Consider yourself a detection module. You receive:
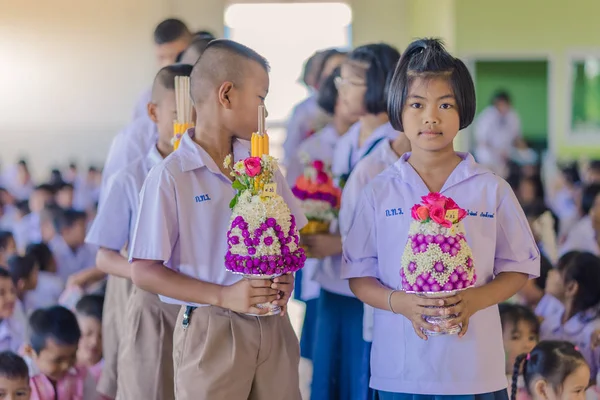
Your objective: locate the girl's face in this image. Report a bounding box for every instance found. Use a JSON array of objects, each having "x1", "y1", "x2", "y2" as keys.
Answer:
[
  {"x1": 76, "y1": 315, "x2": 102, "y2": 367},
  {"x1": 518, "y1": 180, "x2": 537, "y2": 205},
  {"x1": 338, "y1": 61, "x2": 368, "y2": 118},
  {"x1": 532, "y1": 364, "x2": 590, "y2": 400},
  {"x1": 0, "y1": 278, "x2": 16, "y2": 319},
  {"x1": 502, "y1": 320, "x2": 538, "y2": 374},
  {"x1": 545, "y1": 269, "x2": 567, "y2": 301},
  {"x1": 401, "y1": 77, "x2": 460, "y2": 153}
]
